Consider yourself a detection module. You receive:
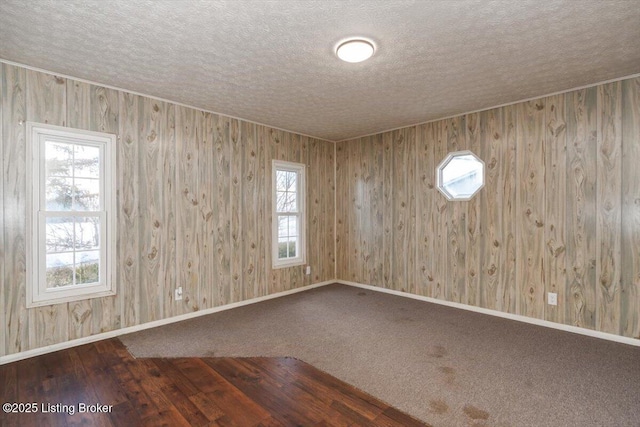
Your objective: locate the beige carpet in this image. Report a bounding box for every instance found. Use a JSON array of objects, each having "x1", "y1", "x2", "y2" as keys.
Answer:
[{"x1": 120, "y1": 284, "x2": 640, "y2": 427}]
